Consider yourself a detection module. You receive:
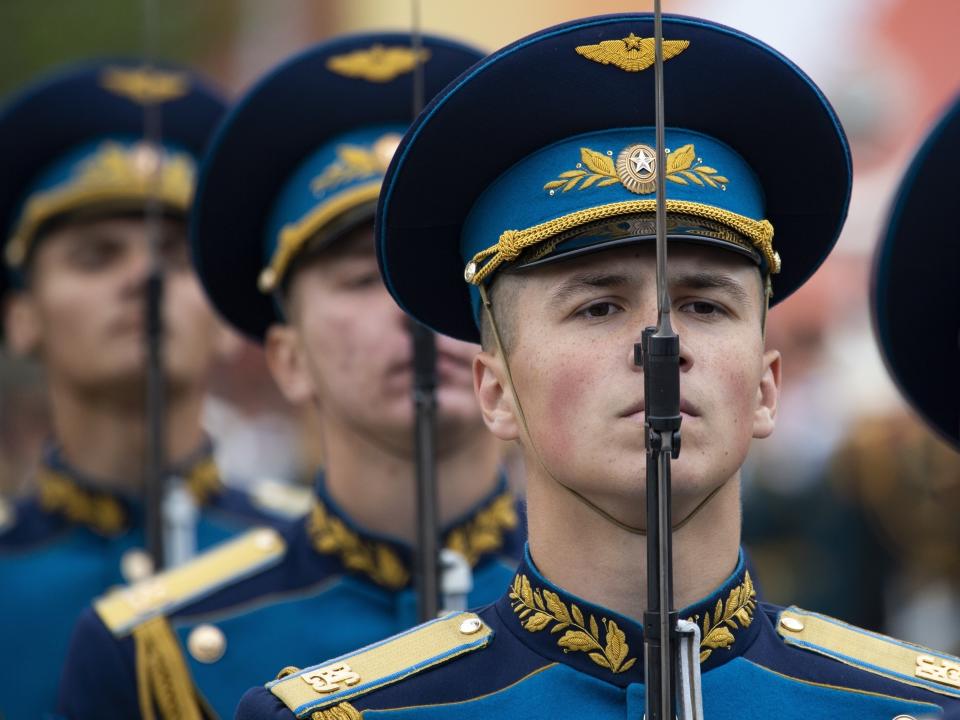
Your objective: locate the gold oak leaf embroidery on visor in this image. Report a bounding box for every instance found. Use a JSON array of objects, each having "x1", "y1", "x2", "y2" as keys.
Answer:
[
  {"x1": 544, "y1": 144, "x2": 729, "y2": 195},
  {"x1": 510, "y1": 574, "x2": 637, "y2": 674},
  {"x1": 310, "y1": 134, "x2": 402, "y2": 195},
  {"x1": 575, "y1": 33, "x2": 690, "y2": 72},
  {"x1": 687, "y1": 570, "x2": 757, "y2": 662}
]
